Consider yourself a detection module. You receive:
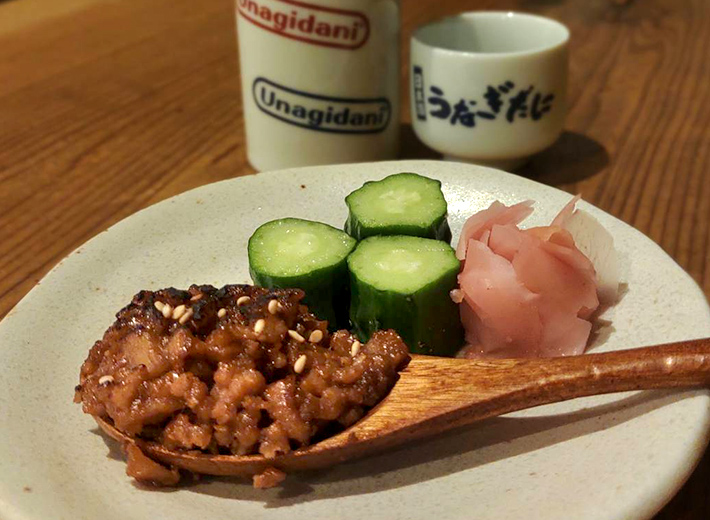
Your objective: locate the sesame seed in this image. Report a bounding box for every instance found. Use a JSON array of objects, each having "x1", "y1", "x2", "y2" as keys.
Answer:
[
  {"x1": 172, "y1": 304, "x2": 186, "y2": 320},
  {"x1": 217, "y1": 308, "x2": 227, "y2": 318},
  {"x1": 161, "y1": 304, "x2": 173, "y2": 319},
  {"x1": 294, "y1": 354, "x2": 307, "y2": 374},
  {"x1": 254, "y1": 319, "x2": 266, "y2": 334},
  {"x1": 288, "y1": 330, "x2": 305, "y2": 343},
  {"x1": 308, "y1": 330, "x2": 323, "y2": 343},
  {"x1": 154, "y1": 301, "x2": 165, "y2": 312},
  {"x1": 98, "y1": 375, "x2": 114, "y2": 386},
  {"x1": 268, "y1": 299, "x2": 280, "y2": 315},
  {"x1": 450, "y1": 288, "x2": 464, "y2": 303},
  {"x1": 351, "y1": 340, "x2": 361, "y2": 357},
  {"x1": 237, "y1": 296, "x2": 251, "y2": 306},
  {"x1": 178, "y1": 308, "x2": 193, "y2": 325},
  {"x1": 190, "y1": 293, "x2": 203, "y2": 301}
]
